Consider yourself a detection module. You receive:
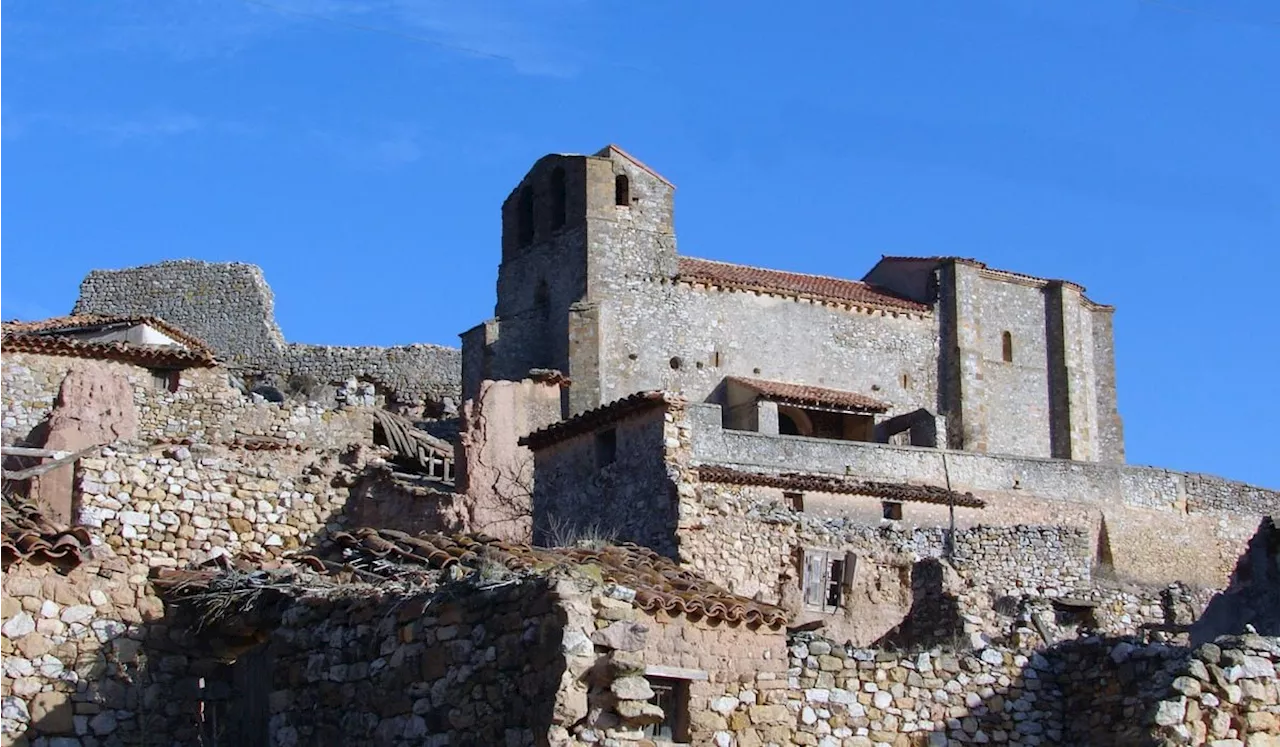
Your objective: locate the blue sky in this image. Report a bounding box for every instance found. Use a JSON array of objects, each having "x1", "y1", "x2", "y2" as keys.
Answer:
[{"x1": 3, "y1": 0, "x2": 1277, "y2": 487}]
